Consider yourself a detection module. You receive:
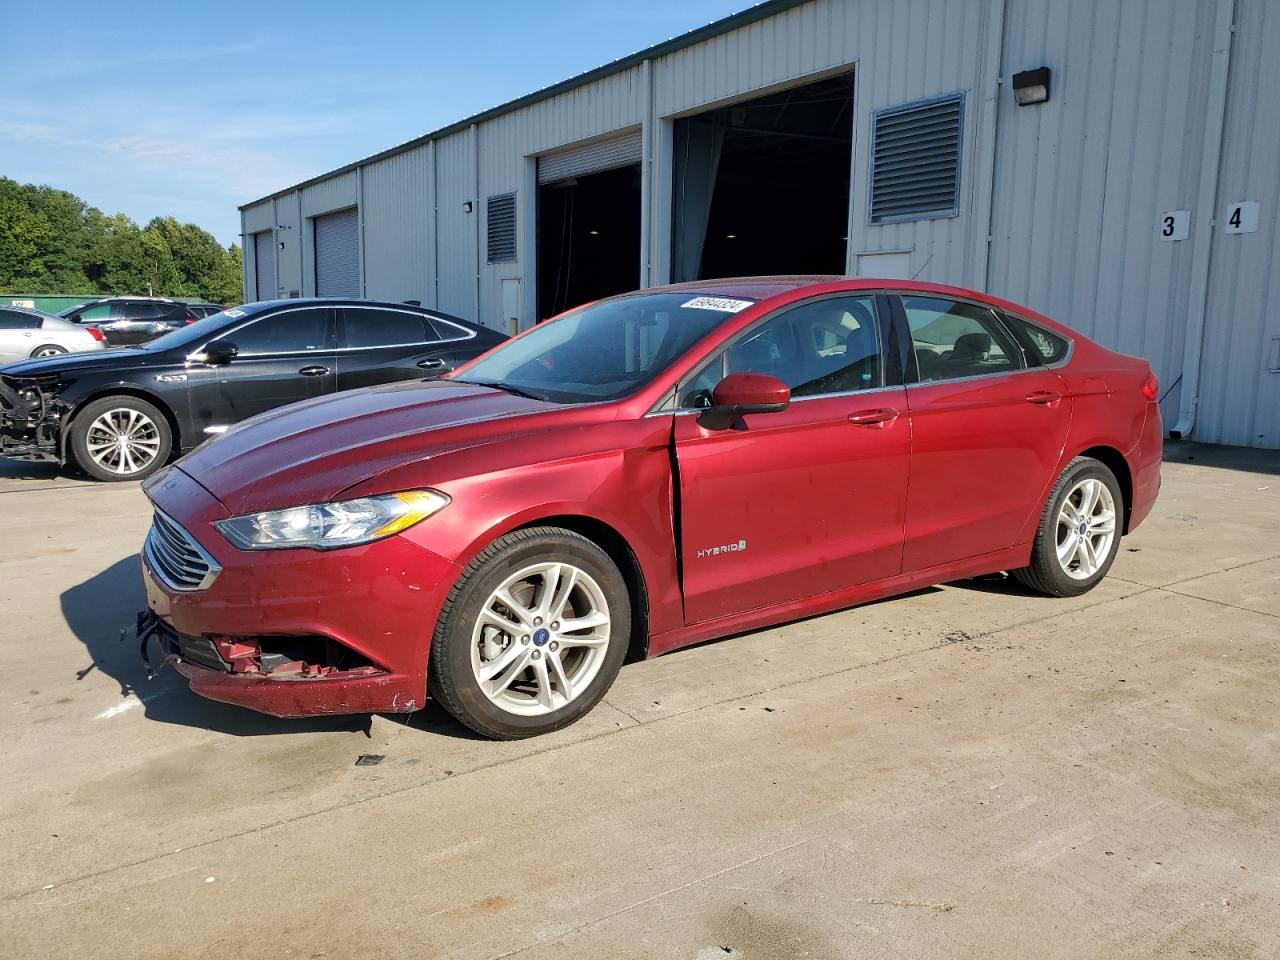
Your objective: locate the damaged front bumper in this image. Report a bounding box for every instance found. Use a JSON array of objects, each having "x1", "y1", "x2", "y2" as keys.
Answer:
[
  {"x1": 0, "y1": 374, "x2": 67, "y2": 462},
  {"x1": 137, "y1": 608, "x2": 421, "y2": 717}
]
